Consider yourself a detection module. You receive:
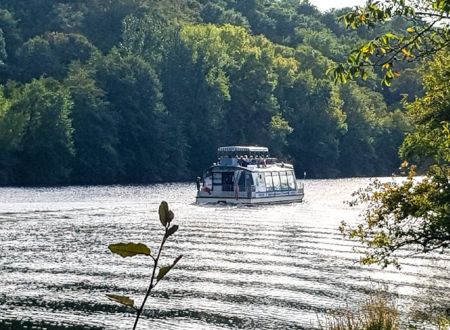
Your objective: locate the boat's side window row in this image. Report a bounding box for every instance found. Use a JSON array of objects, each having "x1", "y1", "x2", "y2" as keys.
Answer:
[{"x1": 265, "y1": 171, "x2": 296, "y2": 191}]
